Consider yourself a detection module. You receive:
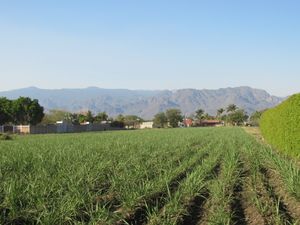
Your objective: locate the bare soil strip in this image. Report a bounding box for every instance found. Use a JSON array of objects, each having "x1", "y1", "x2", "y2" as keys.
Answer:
[
  {"x1": 254, "y1": 173, "x2": 279, "y2": 225},
  {"x1": 262, "y1": 167, "x2": 300, "y2": 224},
  {"x1": 86, "y1": 152, "x2": 198, "y2": 223},
  {"x1": 180, "y1": 191, "x2": 209, "y2": 225},
  {"x1": 179, "y1": 163, "x2": 221, "y2": 225},
  {"x1": 241, "y1": 177, "x2": 265, "y2": 225},
  {"x1": 230, "y1": 165, "x2": 247, "y2": 225},
  {"x1": 115, "y1": 153, "x2": 209, "y2": 225},
  {"x1": 239, "y1": 158, "x2": 265, "y2": 225},
  {"x1": 260, "y1": 167, "x2": 295, "y2": 224},
  {"x1": 1, "y1": 207, "x2": 34, "y2": 225},
  {"x1": 268, "y1": 170, "x2": 300, "y2": 221}
]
